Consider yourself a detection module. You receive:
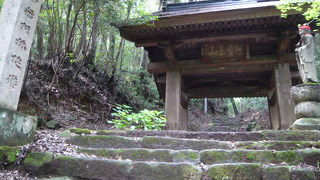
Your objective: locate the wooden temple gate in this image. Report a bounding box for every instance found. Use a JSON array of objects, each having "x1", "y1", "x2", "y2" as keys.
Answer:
[{"x1": 116, "y1": 0, "x2": 305, "y2": 130}]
